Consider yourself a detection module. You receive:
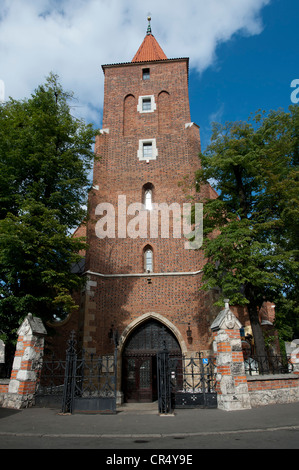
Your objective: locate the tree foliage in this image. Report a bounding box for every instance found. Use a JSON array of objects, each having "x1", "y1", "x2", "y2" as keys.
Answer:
[
  {"x1": 195, "y1": 106, "x2": 299, "y2": 353},
  {"x1": 0, "y1": 74, "x2": 97, "y2": 345}
]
